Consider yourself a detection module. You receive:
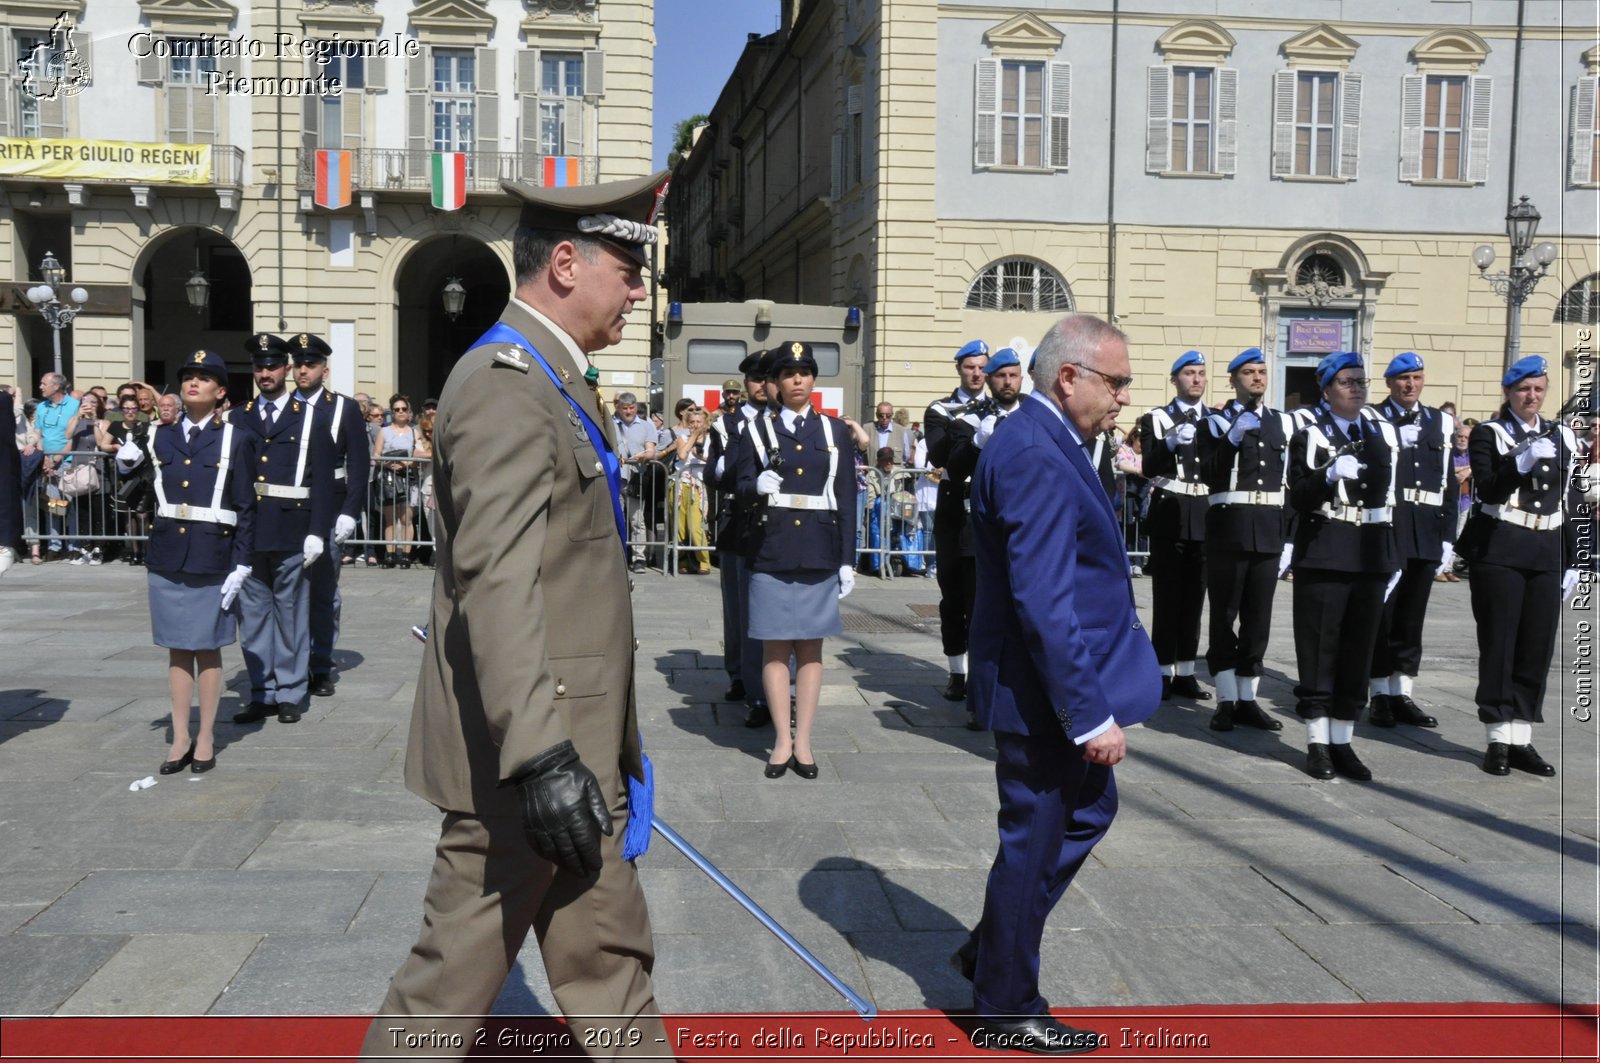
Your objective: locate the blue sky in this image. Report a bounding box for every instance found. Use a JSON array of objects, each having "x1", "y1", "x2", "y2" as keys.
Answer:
[{"x1": 652, "y1": 0, "x2": 781, "y2": 166}]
